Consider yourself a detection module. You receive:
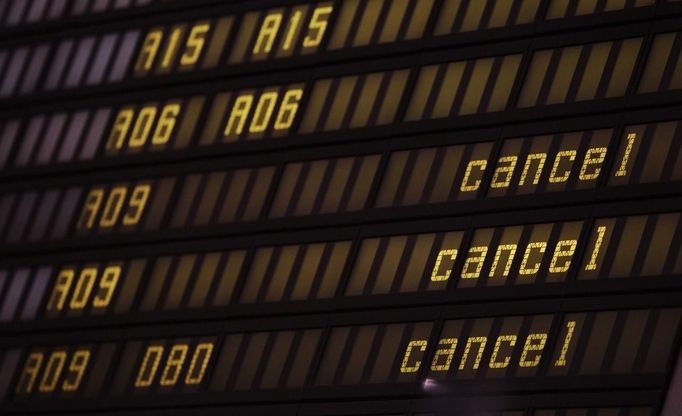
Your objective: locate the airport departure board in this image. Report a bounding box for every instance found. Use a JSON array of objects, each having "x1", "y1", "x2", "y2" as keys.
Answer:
[{"x1": 1, "y1": 0, "x2": 682, "y2": 415}]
